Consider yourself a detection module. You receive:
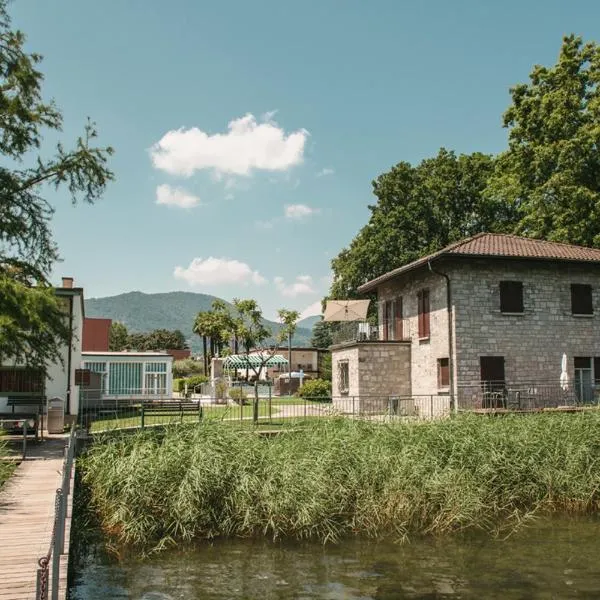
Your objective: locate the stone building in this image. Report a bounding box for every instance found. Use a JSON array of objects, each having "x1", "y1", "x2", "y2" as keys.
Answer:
[{"x1": 330, "y1": 233, "x2": 600, "y2": 414}]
